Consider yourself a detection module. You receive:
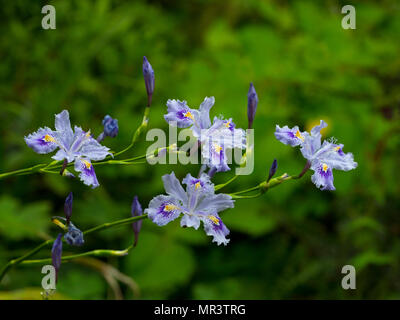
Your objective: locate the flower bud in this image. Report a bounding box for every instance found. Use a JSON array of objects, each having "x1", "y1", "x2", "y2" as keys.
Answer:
[
  {"x1": 143, "y1": 56, "x2": 155, "y2": 107},
  {"x1": 208, "y1": 167, "x2": 217, "y2": 178},
  {"x1": 64, "y1": 192, "x2": 73, "y2": 225},
  {"x1": 102, "y1": 115, "x2": 119, "y2": 138},
  {"x1": 247, "y1": 82, "x2": 258, "y2": 129},
  {"x1": 267, "y1": 159, "x2": 278, "y2": 182},
  {"x1": 131, "y1": 196, "x2": 143, "y2": 247},
  {"x1": 64, "y1": 223, "x2": 84, "y2": 247},
  {"x1": 52, "y1": 233, "x2": 63, "y2": 282},
  {"x1": 62, "y1": 169, "x2": 76, "y2": 179}
]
